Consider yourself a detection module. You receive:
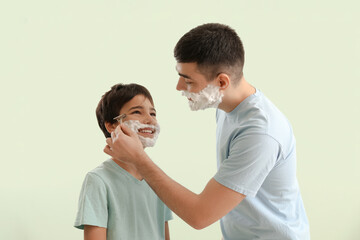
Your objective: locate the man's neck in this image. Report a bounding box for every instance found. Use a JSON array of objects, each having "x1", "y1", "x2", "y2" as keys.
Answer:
[{"x1": 219, "y1": 77, "x2": 256, "y2": 113}]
